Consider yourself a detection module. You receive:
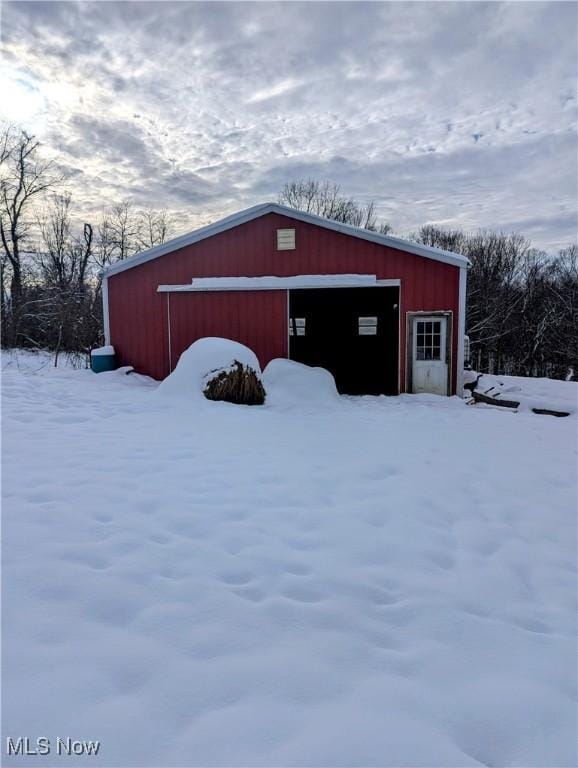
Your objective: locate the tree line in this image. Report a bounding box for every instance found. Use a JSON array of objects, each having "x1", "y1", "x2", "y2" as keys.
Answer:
[
  {"x1": 414, "y1": 226, "x2": 577, "y2": 379},
  {"x1": 1, "y1": 126, "x2": 576, "y2": 379},
  {"x1": 280, "y1": 181, "x2": 577, "y2": 380},
  {"x1": 0, "y1": 125, "x2": 174, "y2": 364}
]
